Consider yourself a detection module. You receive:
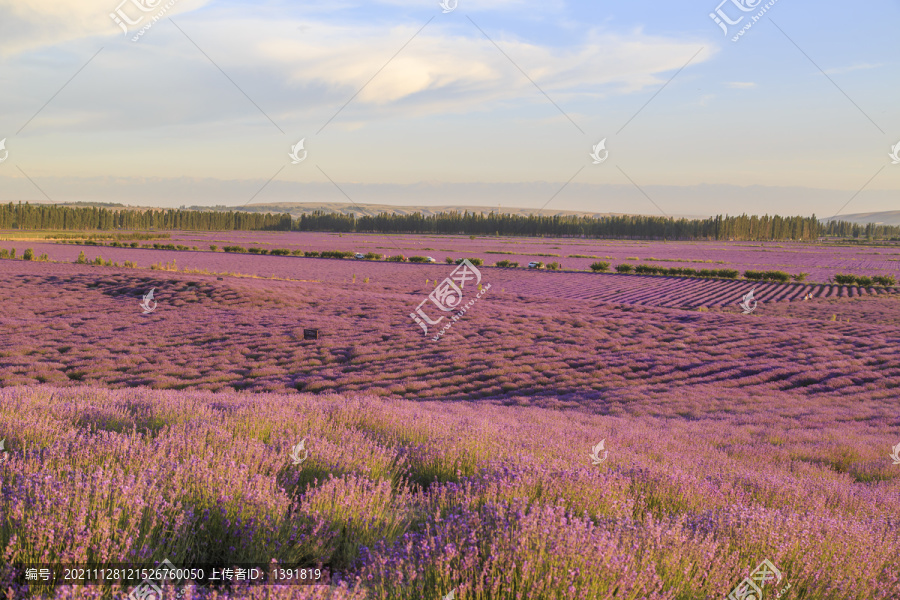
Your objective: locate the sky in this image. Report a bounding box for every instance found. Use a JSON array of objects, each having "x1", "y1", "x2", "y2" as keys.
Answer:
[{"x1": 0, "y1": 0, "x2": 898, "y2": 217}]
